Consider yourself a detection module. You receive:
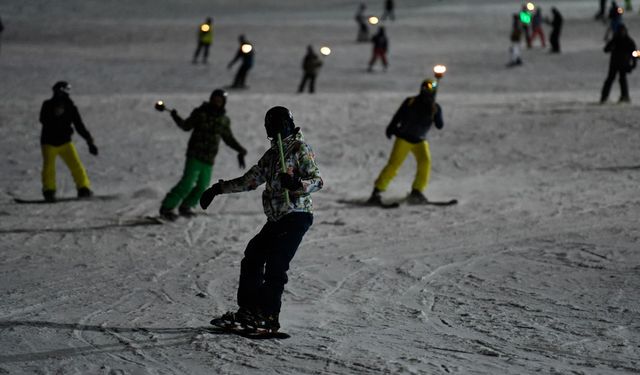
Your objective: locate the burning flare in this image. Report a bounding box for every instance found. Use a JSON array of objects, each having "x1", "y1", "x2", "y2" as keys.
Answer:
[{"x1": 320, "y1": 46, "x2": 331, "y2": 56}]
